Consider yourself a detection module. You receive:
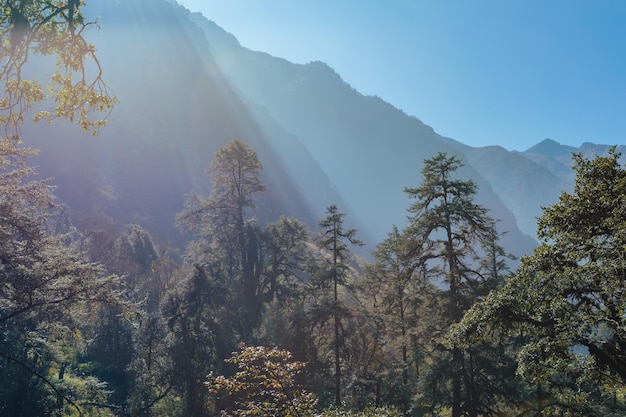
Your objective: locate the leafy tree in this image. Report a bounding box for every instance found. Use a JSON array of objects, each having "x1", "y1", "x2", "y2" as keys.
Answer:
[
  {"x1": 177, "y1": 140, "x2": 311, "y2": 338},
  {"x1": 173, "y1": 139, "x2": 318, "y2": 416},
  {"x1": 1, "y1": 0, "x2": 115, "y2": 139},
  {"x1": 337, "y1": 286, "x2": 397, "y2": 411},
  {"x1": 126, "y1": 248, "x2": 181, "y2": 417},
  {"x1": 313, "y1": 204, "x2": 362, "y2": 407},
  {"x1": 258, "y1": 215, "x2": 310, "y2": 306},
  {"x1": 207, "y1": 343, "x2": 317, "y2": 417},
  {"x1": 254, "y1": 215, "x2": 312, "y2": 354},
  {"x1": 69, "y1": 223, "x2": 163, "y2": 411},
  {"x1": 176, "y1": 138, "x2": 267, "y2": 334},
  {"x1": 453, "y1": 149, "x2": 626, "y2": 415},
  {"x1": 0, "y1": 138, "x2": 123, "y2": 415},
  {"x1": 321, "y1": 406, "x2": 403, "y2": 417},
  {"x1": 358, "y1": 226, "x2": 433, "y2": 411},
  {"x1": 162, "y1": 263, "x2": 234, "y2": 417},
  {"x1": 403, "y1": 152, "x2": 511, "y2": 417},
  {"x1": 0, "y1": 1, "x2": 119, "y2": 414}
]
